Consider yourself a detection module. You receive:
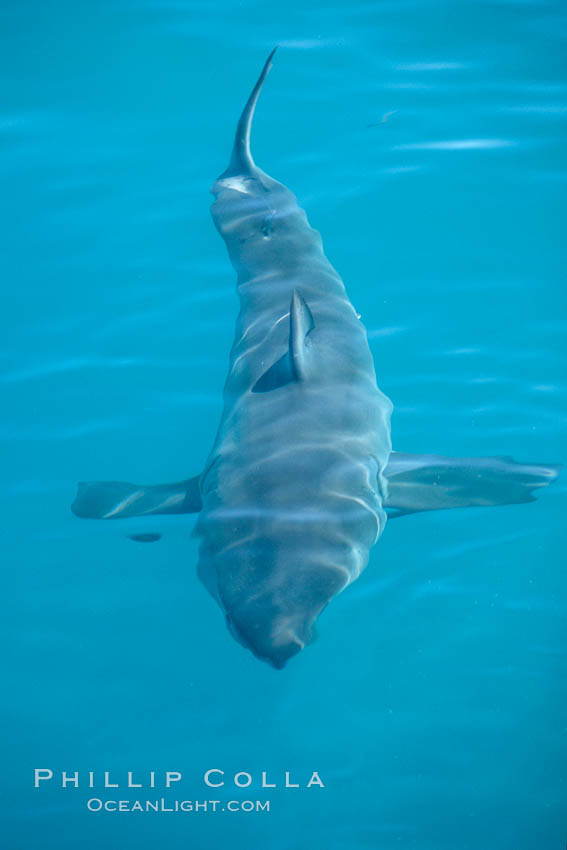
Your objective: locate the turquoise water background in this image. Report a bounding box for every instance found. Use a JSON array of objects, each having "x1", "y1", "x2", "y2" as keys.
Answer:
[{"x1": 2, "y1": 1, "x2": 566, "y2": 848}]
